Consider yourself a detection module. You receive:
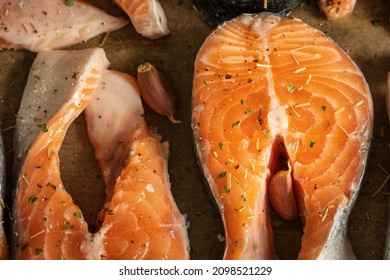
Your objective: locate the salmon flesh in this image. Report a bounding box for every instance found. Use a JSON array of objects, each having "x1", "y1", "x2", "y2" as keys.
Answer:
[
  {"x1": 114, "y1": 0, "x2": 169, "y2": 39},
  {"x1": 13, "y1": 48, "x2": 189, "y2": 260},
  {"x1": 192, "y1": 13, "x2": 373, "y2": 260}
]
